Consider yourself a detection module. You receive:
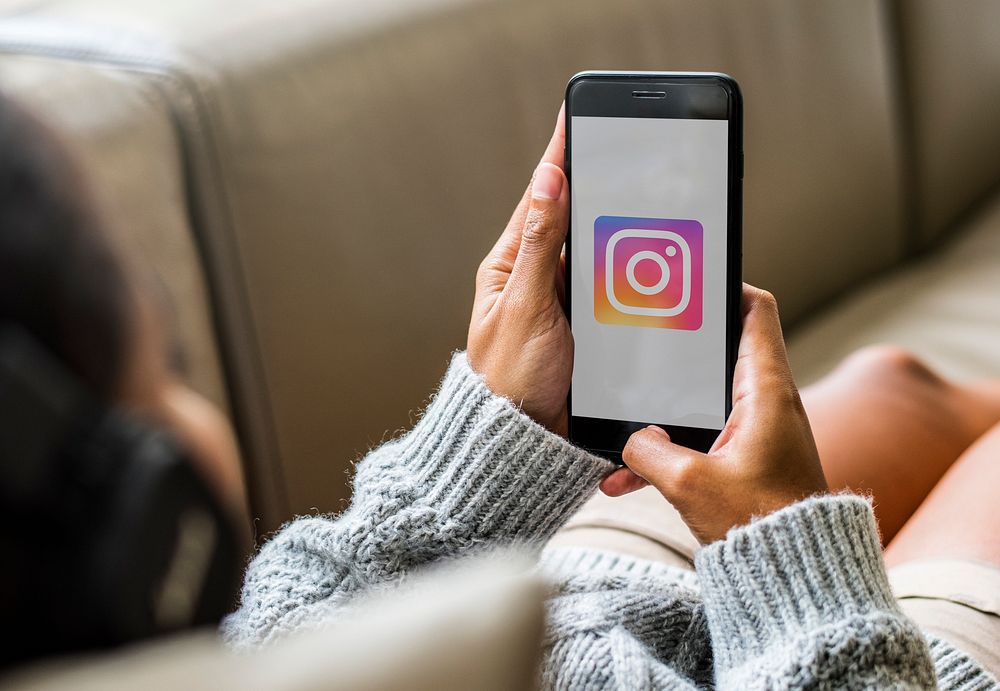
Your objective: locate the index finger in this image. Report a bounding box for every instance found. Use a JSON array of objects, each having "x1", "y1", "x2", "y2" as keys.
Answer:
[{"x1": 736, "y1": 283, "x2": 796, "y2": 393}]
